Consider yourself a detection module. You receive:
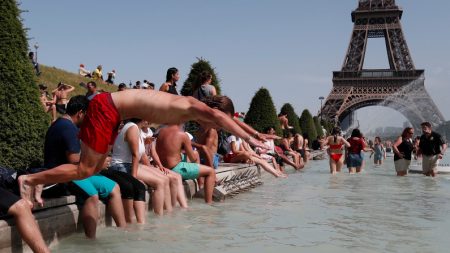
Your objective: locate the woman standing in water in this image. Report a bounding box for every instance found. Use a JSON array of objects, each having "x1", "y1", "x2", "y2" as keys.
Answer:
[
  {"x1": 346, "y1": 129, "x2": 366, "y2": 174},
  {"x1": 370, "y1": 137, "x2": 386, "y2": 165},
  {"x1": 325, "y1": 127, "x2": 351, "y2": 174},
  {"x1": 392, "y1": 127, "x2": 415, "y2": 176}
]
